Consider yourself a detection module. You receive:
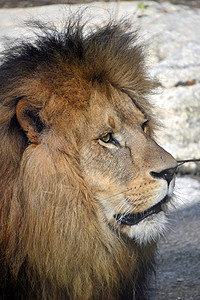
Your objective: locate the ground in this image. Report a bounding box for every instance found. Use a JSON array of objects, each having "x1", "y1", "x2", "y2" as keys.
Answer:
[{"x1": 150, "y1": 191, "x2": 200, "y2": 300}]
